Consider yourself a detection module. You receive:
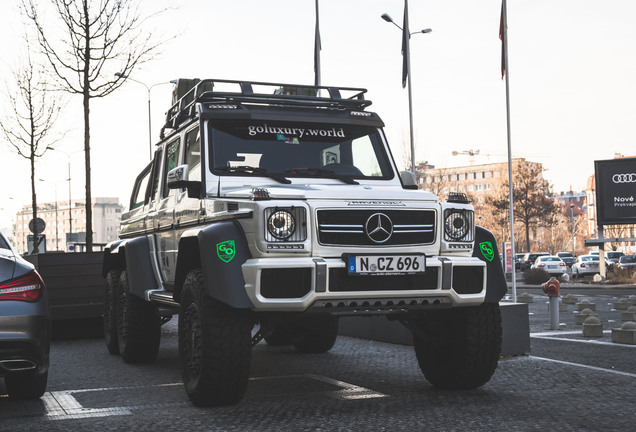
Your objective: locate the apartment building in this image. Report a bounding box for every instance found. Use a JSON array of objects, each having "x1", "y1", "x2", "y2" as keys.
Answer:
[{"x1": 13, "y1": 197, "x2": 123, "y2": 253}]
